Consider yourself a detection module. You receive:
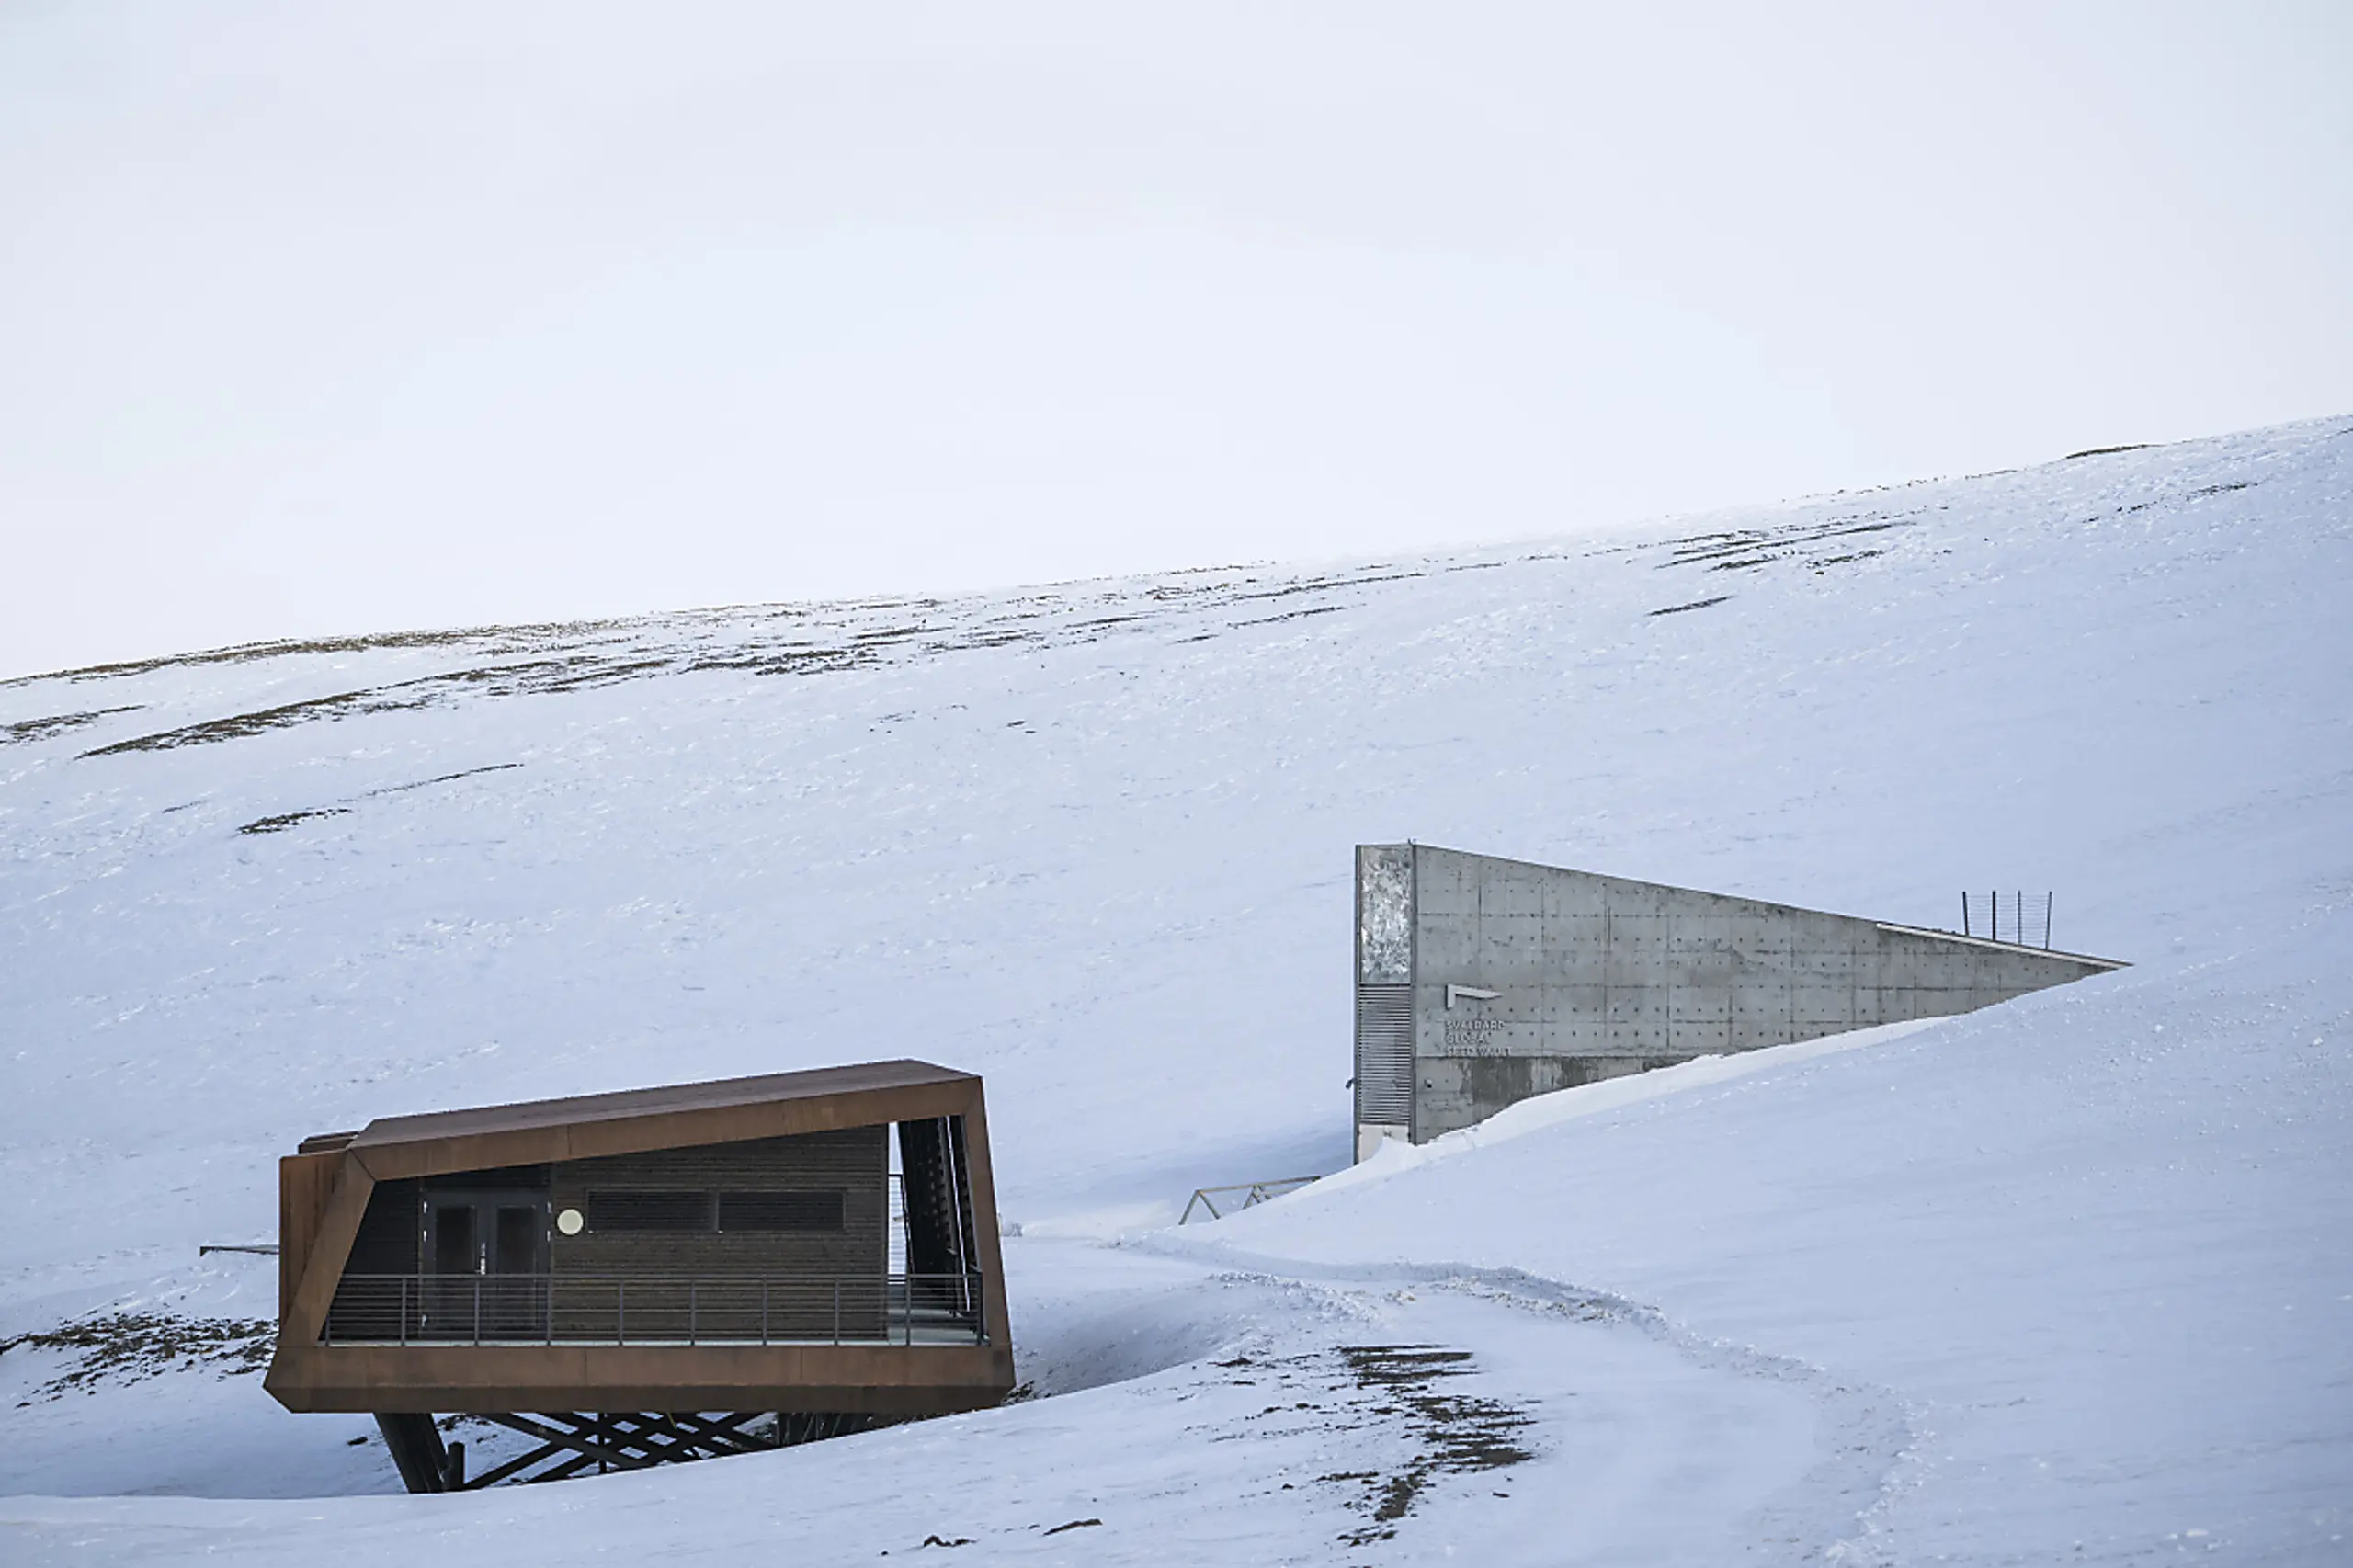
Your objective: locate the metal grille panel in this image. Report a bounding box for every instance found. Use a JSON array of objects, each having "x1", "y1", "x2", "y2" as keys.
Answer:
[{"x1": 1355, "y1": 983, "x2": 1415, "y2": 1127}]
